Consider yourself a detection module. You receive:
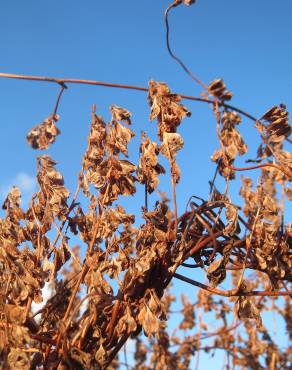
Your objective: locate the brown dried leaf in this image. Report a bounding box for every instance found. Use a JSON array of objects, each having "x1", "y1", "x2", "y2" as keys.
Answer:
[
  {"x1": 4, "y1": 305, "x2": 26, "y2": 324},
  {"x1": 2, "y1": 186, "x2": 21, "y2": 210},
  {"x1": 8, "y1": 348, "x2": 31, "y2": 370},
  {"x1": 110, "y1": 105, "x2": 132, "y2": 125},
  {"x1": 116, "y1": 306, "x2": 137, "y2": 336},
  {"x1": 207, "y1": 257, "x2": 226, "y2": 287},
  {"x1": 224, "y1": 204, "x2": 240, "y2": 236},
  {"x1": 37, "y1": 155, "x2": 70, "y2": 220},
  {"x1": 143, "y1": 201, "x2": 169, "y2": 231},
  {"x1": 70, "y1": 347, "x2": 92, "y2": 369},
  {"x1": 160, "y1": 132, "x2": 184, "y2": 159},
  {"x1": 107, "y1": 121, "x2": 135, "y2": 157},
  {"x1": 211, "y1": 149, "x2": 235, "y2": 179},
  {"x1": 207, "y1": 245, "x2": 232, "y2": 287},
  {"x1": 259, "y1": 104, "x2": 291, "y2": 144},
  {"x1": 179, "y1": 295, "x2": 195, "y2": 330},
  {"x1": 54, "y1": 241, "x2": 71, "y2": 275},
  {"x1": 285, "y1": 186, "x2": 292, "y2": 200},
  {"x1": 95, "y1": 343, "x2": 107, "y2": 365},
  {"x1": 183, "y1": 0, "x2": 196, "y2": 5},
  {"x1": 138, "y1": 305, "x2": 159, "y2": 337},
  {"x1": 137, "y1": 133, "x2": 165, "y2": 193},
  {"x1": 236, "y1": 296, "x2": 263, "y2": 328},
  {"x1": 148, "y1": 80, "x2": 191, "y2": 140},
  {"x1": 27, "y1": 115, "x2": 60, "y2": 150},
  {"x1": 208, "y1": 79, "x2": 232, "y2": 101}
]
